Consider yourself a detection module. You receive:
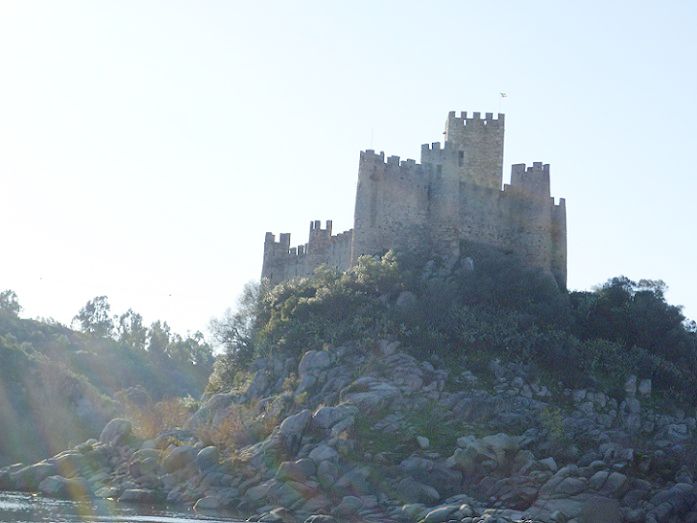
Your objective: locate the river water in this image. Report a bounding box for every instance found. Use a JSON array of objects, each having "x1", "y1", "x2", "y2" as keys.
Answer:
[{"x1": 0, "y1": 491, "x2": 246, "y2": 523}]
